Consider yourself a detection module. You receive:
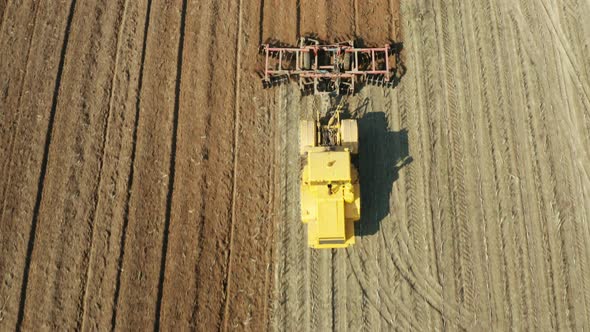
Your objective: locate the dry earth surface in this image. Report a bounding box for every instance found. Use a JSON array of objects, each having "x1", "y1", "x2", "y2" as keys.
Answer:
[{"x1": 1, "y1": 0, "x2": 590, "y2": 331}]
